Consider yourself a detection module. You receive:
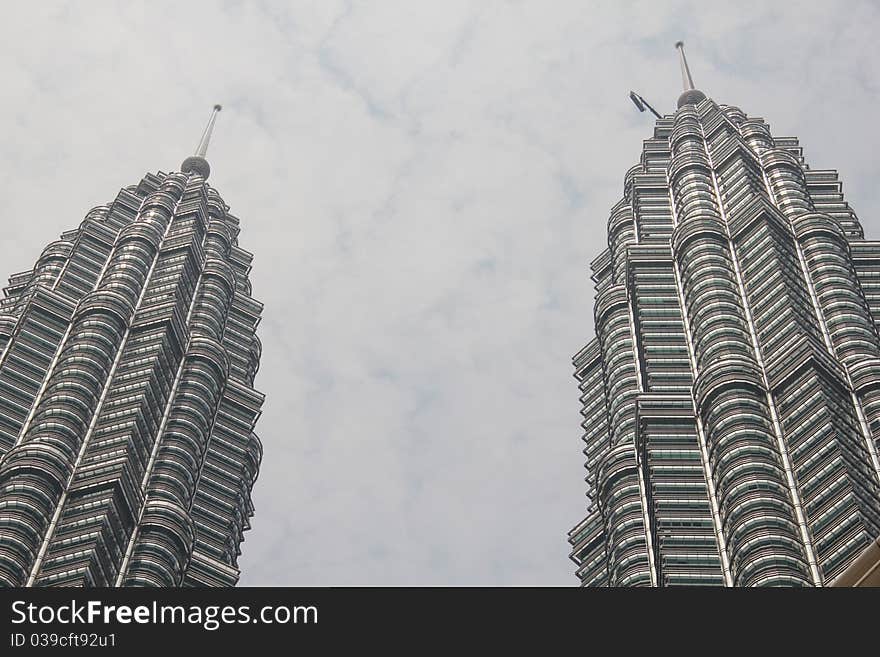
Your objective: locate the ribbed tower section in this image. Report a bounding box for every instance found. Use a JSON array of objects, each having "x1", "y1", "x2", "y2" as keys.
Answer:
[
  {"x1": 0, "y1": 163, "x2": 264, "y2": 587},
  {"x1": 568, "y1": 88, "x2": 880, "y2": 586}
]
